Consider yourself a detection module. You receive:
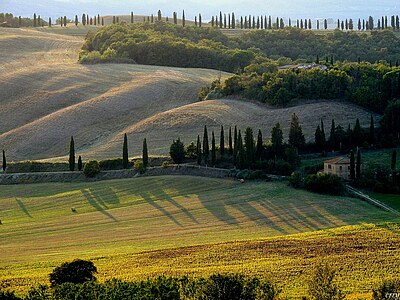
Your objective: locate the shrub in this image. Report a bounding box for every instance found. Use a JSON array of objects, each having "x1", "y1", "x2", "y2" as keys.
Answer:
[
  {"x1": 372, "y1": 279, "x2": 400, "y2": 300},
  {"x1": 170, "y1": 138, "x2": 185, "y2": 164},
  {"x1": 99, "y1": 158, "x2": 125, "y2": 170},
  {"x1": 308, "y1": 263, "x2": 344, "y2": 300},
  {"x1": 236, "y1": 170, "x2": 264, "y2": 180},
  {"x1": 83, "y1": 161, "x2": 100, "y2": 178},
  {"x1": 304, "y1": 173, "x2": 345, "y2": 195},
  {"x1": 49, "y1": 259, "x2": 97, "y2": 287},
  {"x1": 289, "y1": 171, "x2": 303, "y2": 188},
  {"x1": 0, "y1": 291, "x2": 22, "y2": 300},
  {"x1": 162, "y1": 161, "x2": 170, "y2": 168},
  {"x1": 134, "y1": 160, "x2": 145, "y2": 174},
  {"x1": 25, "y1": 284, "x2": 52, "y2": 300},
  {"x1": 186, "y1": 141, "x2": 198, "y2": 159}
]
